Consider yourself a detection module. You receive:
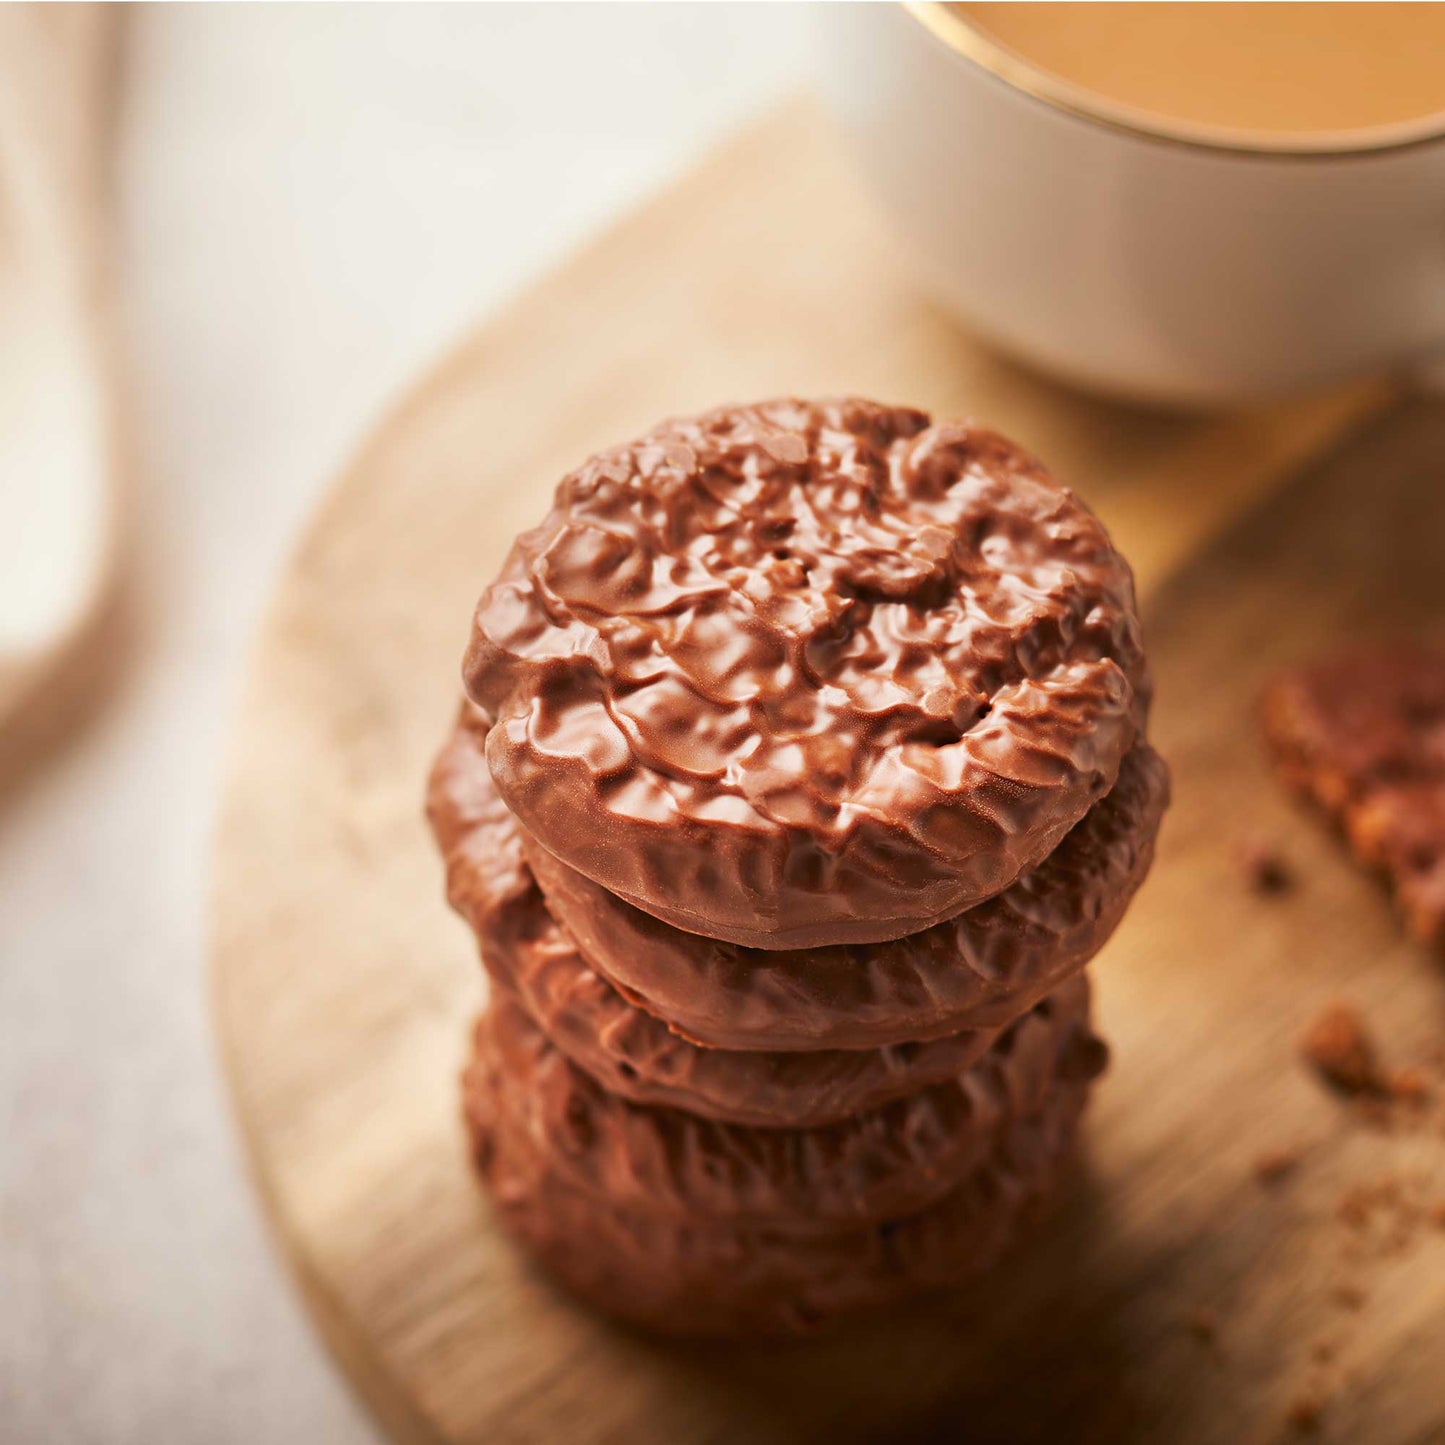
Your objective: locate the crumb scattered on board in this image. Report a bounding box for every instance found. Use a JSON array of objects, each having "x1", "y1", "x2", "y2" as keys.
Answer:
[
  {"x1": 1198, "y1": 997, "x2": 1445, "y2": 1434},
  {"x1": 1249, "y1": 651, "x2": 1445, "y2": 1433},
  {"x1": 1299, "y1": 1001, "x2": 1385, "y2": 1097},
  {"x1": 1253, "y1": 1148, "x2": 1302, "y2": 1187},
  {"x1": 1236, "y1": 834, "x2": 1295, "y2": 895},
  {"x1": 1287, "y1": 1394, "x2": 1325, "y2": 1434},
  {"x1": 1288, "y1": 1387, "x2": 1323, "y2": 1433},
  {"x1": 1329, "y1": 1281, "x2": 1367, "y2": 1312}
]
